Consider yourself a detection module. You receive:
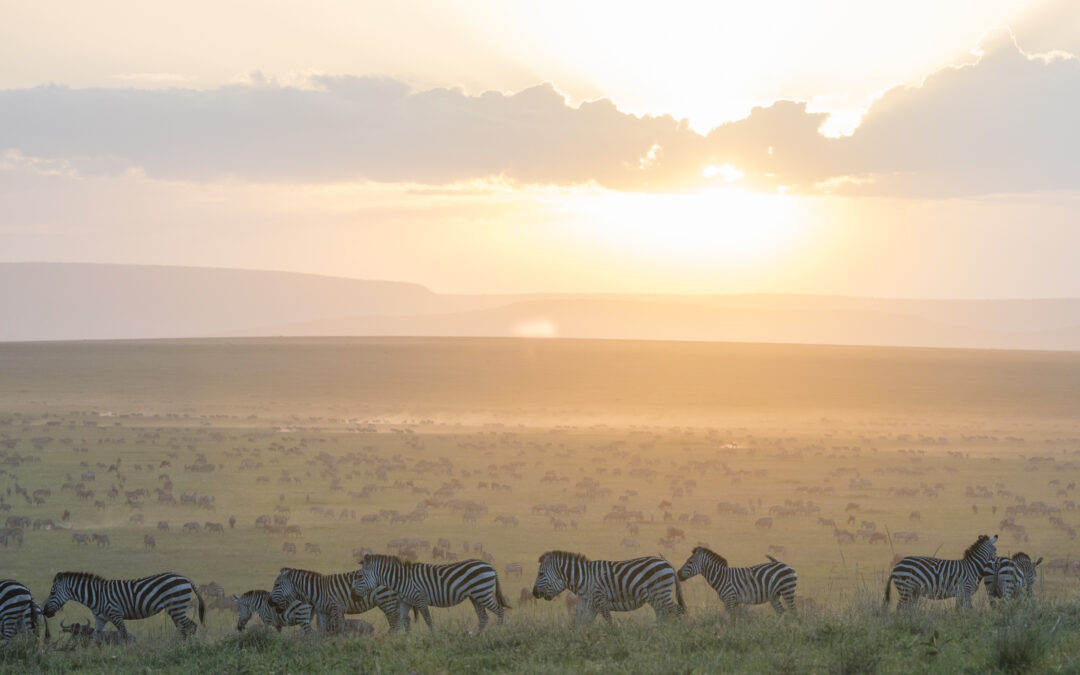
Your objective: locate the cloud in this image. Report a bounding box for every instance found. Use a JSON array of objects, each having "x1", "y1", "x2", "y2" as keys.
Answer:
[
  {"x1": 0, "y1": 30, "x2": 1076, "y2": 197},
  {"x1": 824, "y1": 28, "x2": 1080, "y2": 196}
]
